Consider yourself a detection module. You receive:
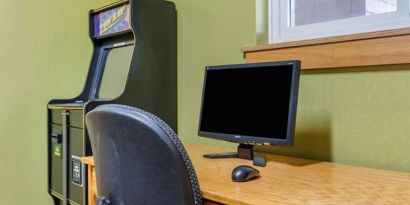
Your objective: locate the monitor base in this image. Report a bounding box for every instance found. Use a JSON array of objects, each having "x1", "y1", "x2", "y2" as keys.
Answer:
[{"x1": 203, "y1": 144, "x2": 266, "y2": 167}]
